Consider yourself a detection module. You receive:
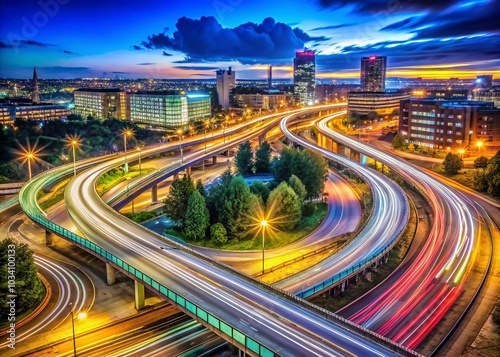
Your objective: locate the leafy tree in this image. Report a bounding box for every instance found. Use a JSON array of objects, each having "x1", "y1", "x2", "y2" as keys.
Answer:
[
  {"x1": 220, "y1": 176, "x2": 256, "y2": 239},
  {"x1": 250, "y1": 181, "x2": 270, "y2": 203},
  {"x1": 254, "y1": 141, "x2": 272, "y2": 173},
  {"x1": 267, "y1": 182, "x2": 302, "y2": 231},
  {"x1": 0, "y1": 239, "x2": 45, "y2": 323},
  {"x1": 407, "y1": 143, "x2": 415, "y2": 152},
  {"x1": 196, "y1": 179, "x2": 207, "y2": 197},
  {"x1": 442, "y1": 153, "x2": 463, "y2": 175},
  {"x1": 210, "y1": 223, "x2": 228, "y2": 246},
  {"x1": 206, "y1": 168, "x2": 233, "y2": 224},
  {"x1": 474, "y1": 156, "x2": 489, "y2": 169},
  {"x1": 472, "y1": 170, "x2": 488, "y2": 192},
  {"x1": 184, "y1": 191, "x2": 209, "y2": 241},
  {"x1": 391, "y1": 134, "x2": 407, "y2": 150},
  {"x1": 163, "y1": 175, "x2": 195, "y2": 226},
  {"x1": 235, "y1": 141, "x2": 254, "y2": 175},
  {"x1": 485, "y1": 151, "x2": 500, "y2": 196},
  {"x1": 288, "y1": 174, "x2": 307, "y2": 205},
  {"x1": 270, "y1": 147, "x2": 295, "y2": 183}
]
